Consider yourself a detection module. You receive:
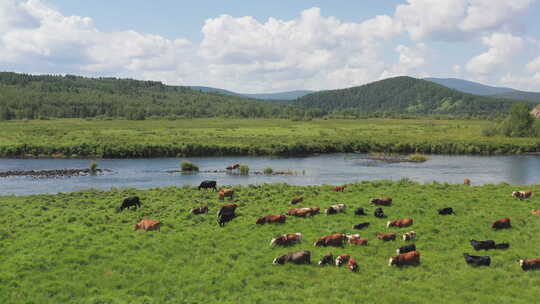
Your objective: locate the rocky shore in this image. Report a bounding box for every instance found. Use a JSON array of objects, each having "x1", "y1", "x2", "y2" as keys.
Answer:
[{"x1": 0, "y1": 168, "x2": 112, "y2": 178}]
